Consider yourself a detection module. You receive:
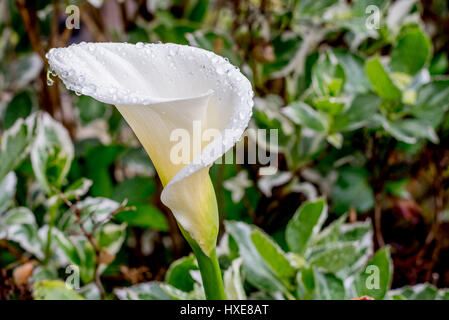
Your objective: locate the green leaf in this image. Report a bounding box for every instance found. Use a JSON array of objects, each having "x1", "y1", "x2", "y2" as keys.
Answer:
[
  {"x1": 411, "y1": 79, "x2": 449, "y2": 127},
  {"x1": 3, "y1": 91, "x2": 34, "y2": 129},
  {"x1": 297, "y1": 267, "x2": 346, "y2": 300},
  {"x1": 223, "y1": 258, "x2": 246, "y2": 300},
  {"x1": 166, "y1": 255, "x2": 198, "y2": 292},
  {"x1": 313, "y1": 214, "x2": 348, "y2": 246},
  {"x1": 334, "y1": 50, "x2": 371, "y2": 94},
  {"x1": 354, "y1": 247, "x2": 392, "y2": 300},
  {"x1": 115, "y1": 204, "x2": 168, "y2": 231},
  {"x1": 59, "y1": 197, "x2": 120, "y2": 233},
  {"x1": 76, "y1": 95, "x2": 108, "y2": 125},
  {"x1": 333, "y1": 94, "x2": 381, "y2": 132},
  {"x1": 296, "y1": 267, "x2": 315, "y2": 299},
  {"x1": 374, "y1": 114, "x2": 437, "y2": 144},
  {"x1": 7, "y1": 53, "x2": 43, "y2": 89},
  {"x1": 395, "y1": 119, "x2": 439, "y2": 144},
  {"x1": 115, "y1": 282, "x2": 193, "y2": 300},
  {"x1": 85, "y1": 144, "x2": 125, "y2": 197},
  {"x1": 96, "y1": 223, "x2": 126, "y2": 258},
  {"x1": 112, "y1": 177, "x2": 156, "y2": 204},
  {"x1": 282, "y1": 102, "x2": 327, "y2": 132},
  {"x1": 0, "y1": 172, "x2": 17, "y2": 213},
  {"x1": 326, "y1": 132, "x2": 343, "y2": 149},
  {"x1": 334, "y1": 221, "x2": 374, "y2": 278},
  {"x1": 251, "y1": 228, "x2": 296, "y2": 282},
  {"x1": 385, "y1": 179, "x2": 410, "y2": 199},
  {"x1": 188, "y1": 31, "x2": 239, "y2": 66},
  {"x1": 387, "y1": 283, "x2": 449, "y2": 300},
  {"x1": 78, "y1": 283, "x2": 101, "y2": 300},
  {"x1": 186, "y1": 0, "x2": 210, "y2": 23},
  {"x1": 48, "y1": 177, "x2": 93, "y2": 206},
  {"x1": 31, "y1": 112, "x2": 74, "y2": 194},
  {"x1": 0, "y1": 113, "x2": 37, "y2": 181},
  {"x1": 295, "y1": 0, "x2": 338, "y2": 17},
  {"x1": 55, "y1": 234, "x2": 96, "y2": 283},
  {"x1": 62, "y1": 177, "x2": 93, "y2": 200},
  {"x1": 117, "y1": 147, "x2": 154, "y2": 177},
  {"x1": 313, "y1": 270, "x2": 346, "y2": 300},
  {"x1": 332, "y1": 167, "x2": 374, "y2": 214},
  {"x1": 1, "y1": 207, "x2": 35, "y2": 227},
  {"x1": 312, "y1": 53, "x2": 346, "y2": 97},
  {"x1": 33, "y1": 280, "x2": 84, "y2": 300},
  {"x1": 365, "y1": 56, "x2": 401, "y2": 100},
  {"x1": 429, "y1": 53, "x2": 448, "y2": 75},
  {"x1": 309, "y1": 242, "x2": 358, "y2": 273},
  {"x1": 314, "y1": 97, "x2": 345, "y2": 116},
  {"x1": 286, "y1": 198, "x2": 327, "y2": 255},
  {"x1": 225, "y1": 221, "x2": 291, "y2": 295},
  {"x1": 390, "y1": 27, "x2": 431, "y2": 75}
]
